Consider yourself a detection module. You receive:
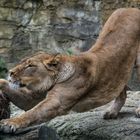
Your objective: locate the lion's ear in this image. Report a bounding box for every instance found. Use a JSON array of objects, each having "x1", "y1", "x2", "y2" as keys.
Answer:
[{"x1": 43, "y1": 54, "x2": 61, "y2": 71}]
